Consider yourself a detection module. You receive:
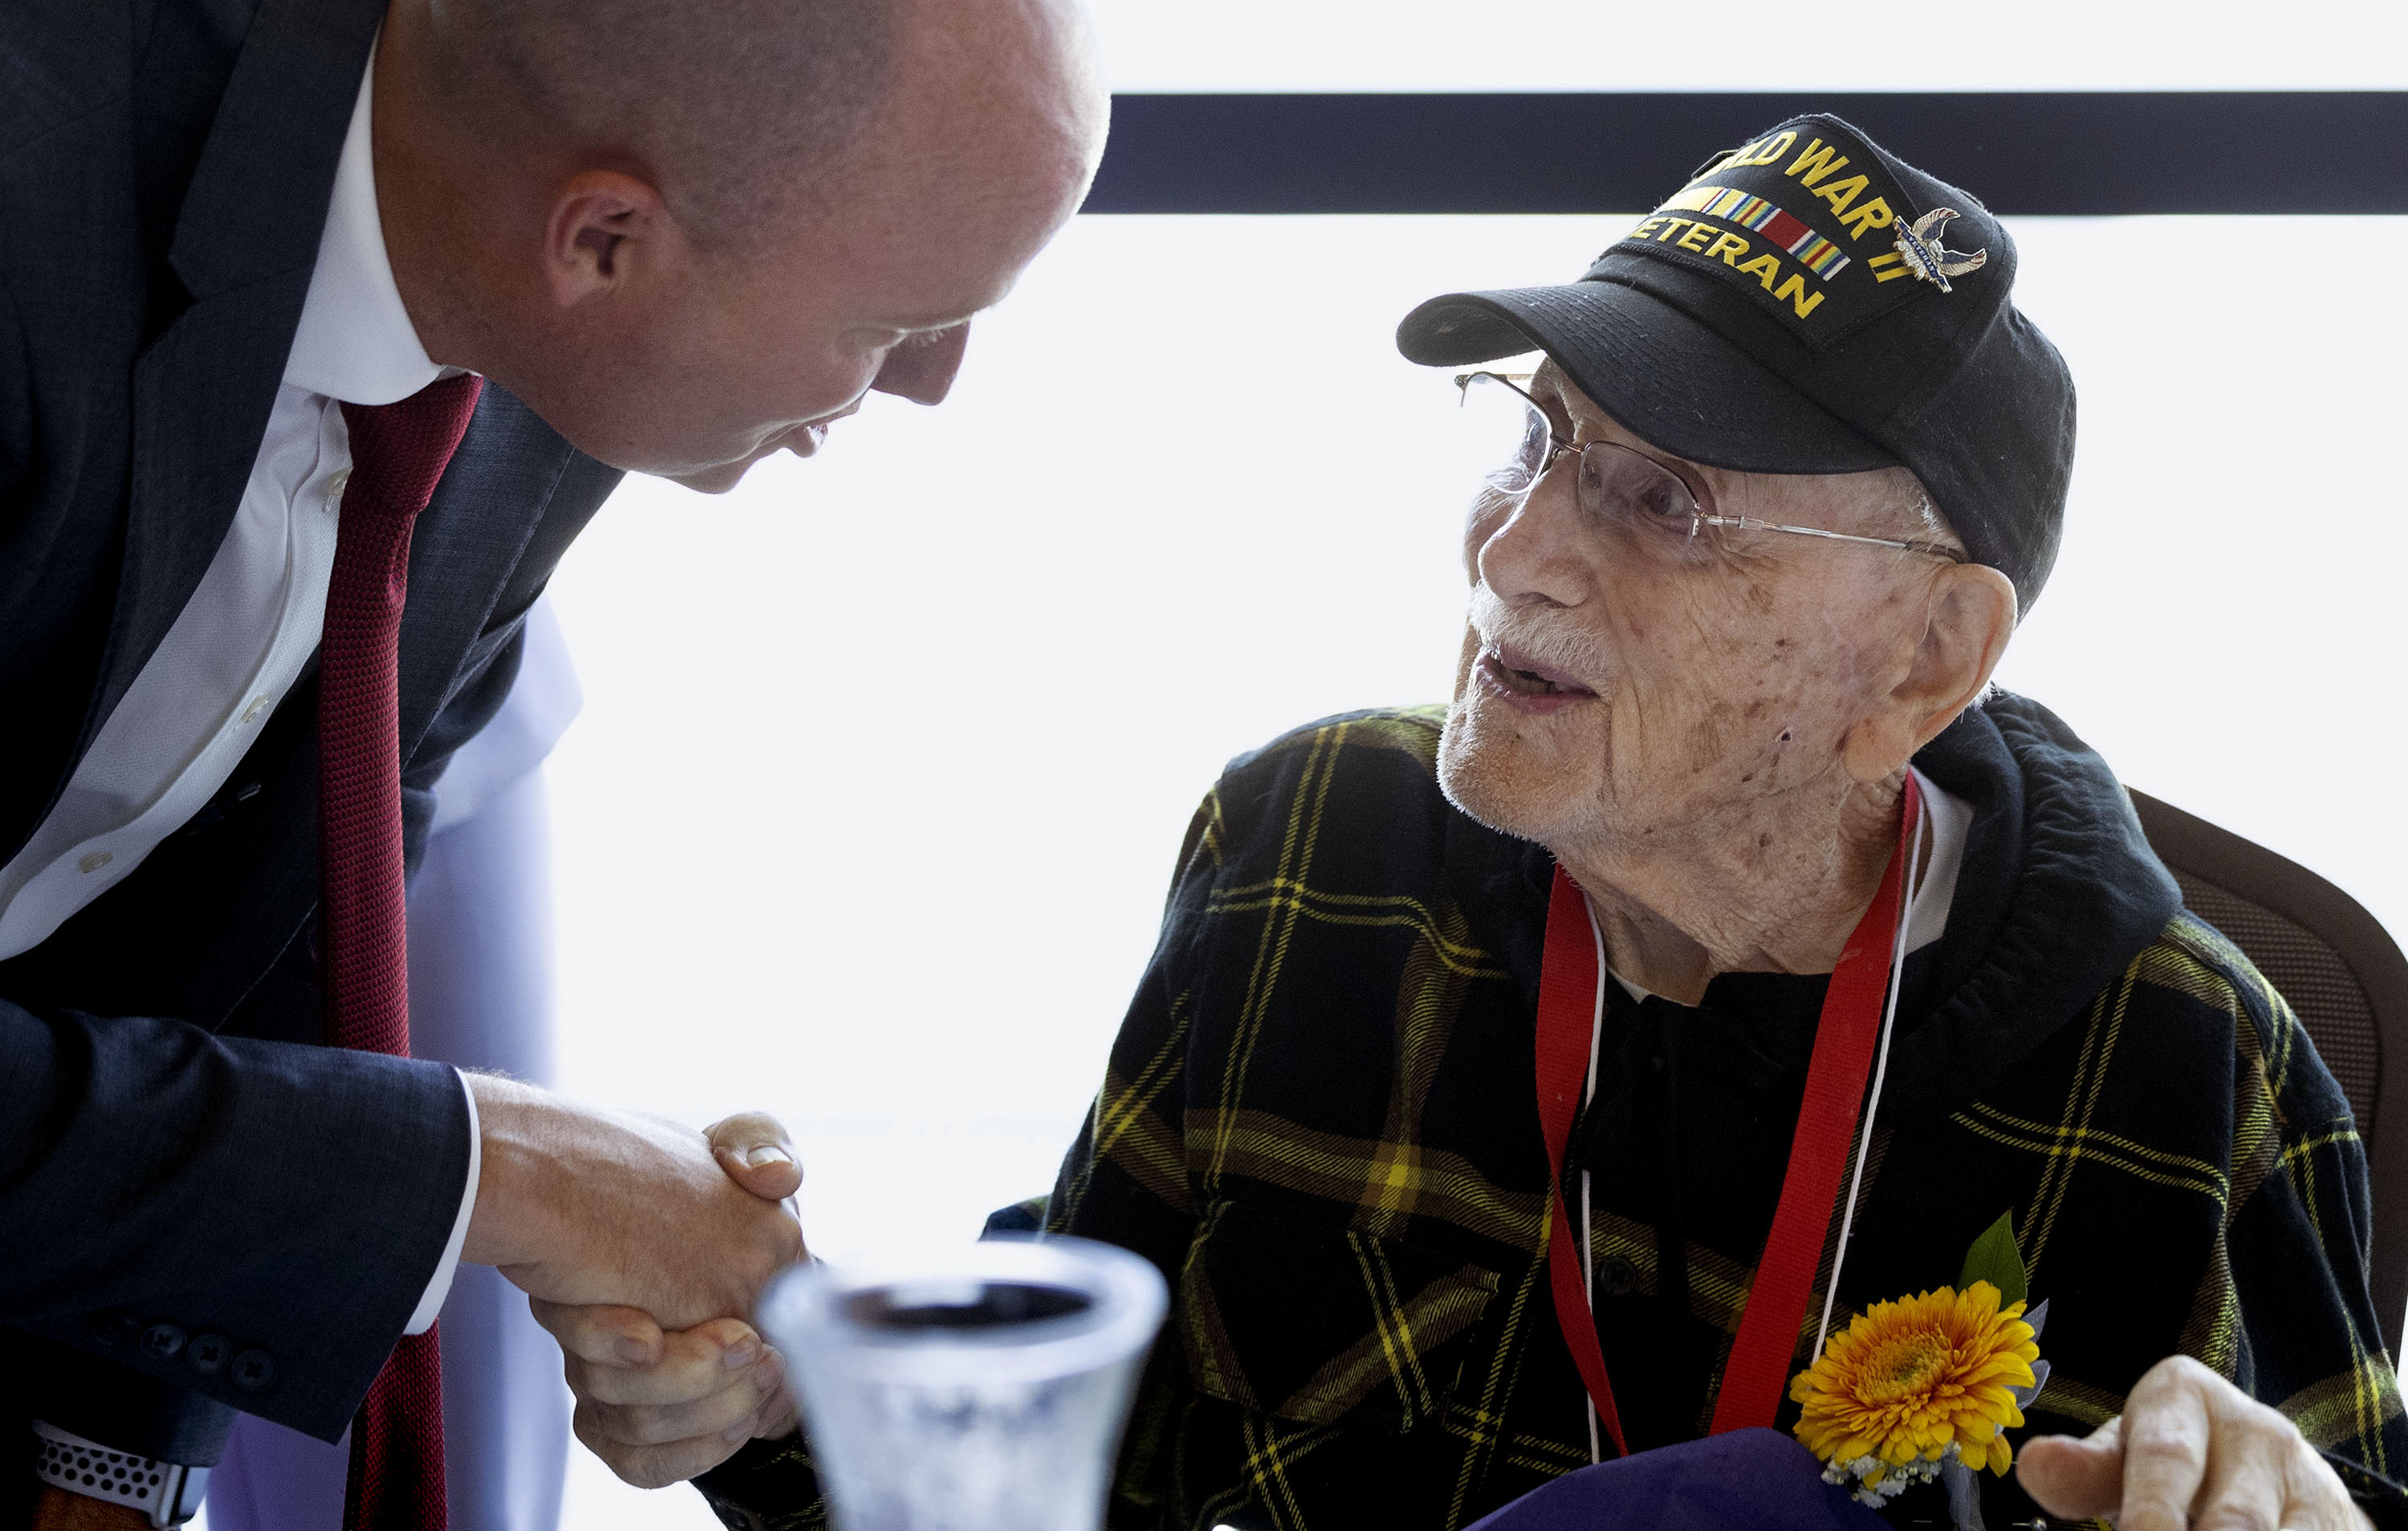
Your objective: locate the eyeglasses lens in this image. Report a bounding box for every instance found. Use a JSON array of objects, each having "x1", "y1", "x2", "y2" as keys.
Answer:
[
  {"x1": 1577, "y1": 441, "x2": 1705, "y2": 549},
  {"x1": 1453, "y1": 373, "x2": 1551, "y2": 504},
  {"x1": 1450, "y1": 376, "x2": 1706, "y2": 554}
]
